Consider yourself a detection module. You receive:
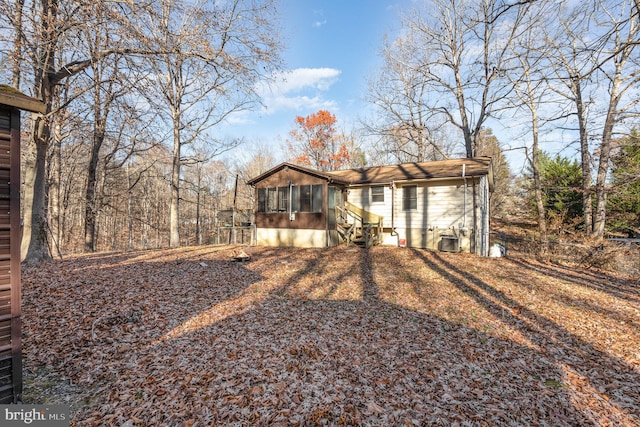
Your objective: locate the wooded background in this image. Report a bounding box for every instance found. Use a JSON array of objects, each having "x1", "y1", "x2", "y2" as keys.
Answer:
[{"x1": 0, "y1": 0, "x2": 638, "y2": 261}]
